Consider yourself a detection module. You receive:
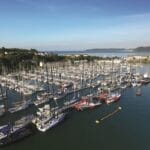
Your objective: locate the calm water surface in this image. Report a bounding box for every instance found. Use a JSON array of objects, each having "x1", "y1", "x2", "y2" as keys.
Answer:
[
  {"x1": 2, "y1": 84, "x2": 150, "y2": 150},
  {"x1": 58, "y1": 51, "x2": 150, "y2": 57}
]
